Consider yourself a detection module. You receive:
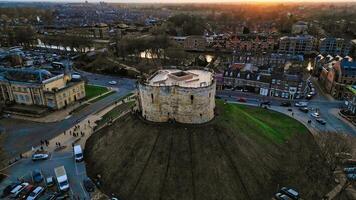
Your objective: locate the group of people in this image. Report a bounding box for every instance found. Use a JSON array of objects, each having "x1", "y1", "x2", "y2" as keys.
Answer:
[{"x1": 40, "y1": 139, "x2": 50, "y2": 147}]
